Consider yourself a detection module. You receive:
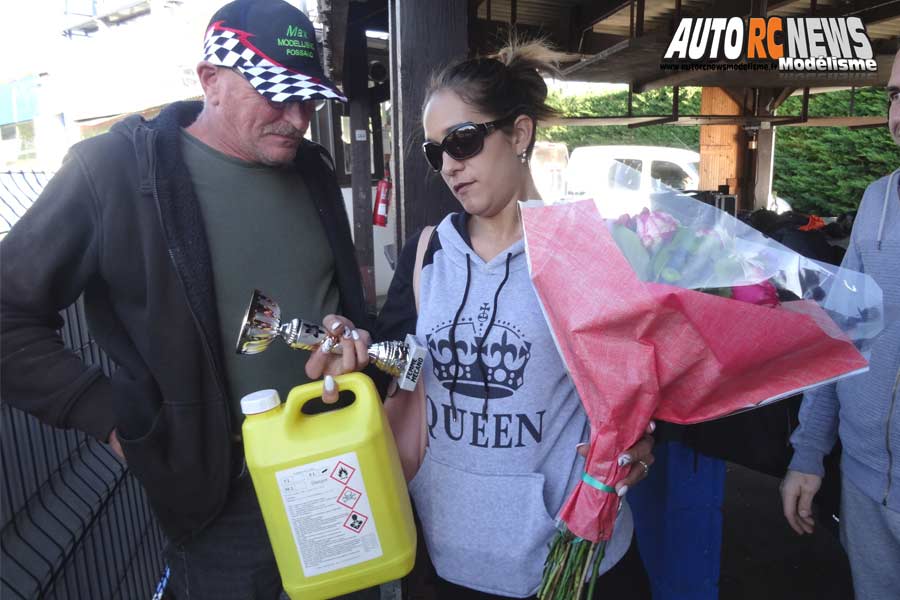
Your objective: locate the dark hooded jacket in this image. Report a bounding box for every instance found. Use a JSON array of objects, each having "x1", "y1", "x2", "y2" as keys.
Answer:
[{"x1": 0, "y1": 101, "x2": 371, "y2": 542}]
